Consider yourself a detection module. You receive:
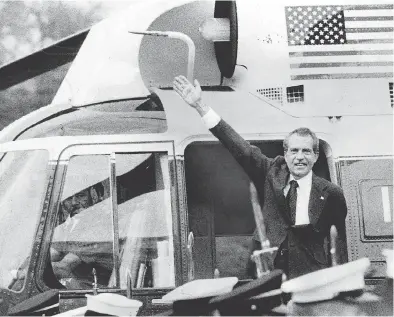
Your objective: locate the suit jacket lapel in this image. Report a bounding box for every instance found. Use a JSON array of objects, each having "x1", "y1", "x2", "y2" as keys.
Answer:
[
  {"x1": 308, "y1": 174, "x2": 328, "y2": 226},
  {"x1": 272, "y1": 164, "x2": 292, "y2": 224}
]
